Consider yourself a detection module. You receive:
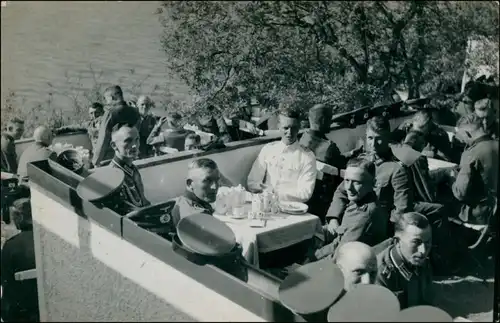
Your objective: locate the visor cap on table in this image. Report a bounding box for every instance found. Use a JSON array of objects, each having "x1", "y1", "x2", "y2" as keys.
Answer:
[
  {"x1": 176, "y1": 212, "x2": 237, "y2": 257},
  {"x1": 327, "y1": 284, "x2": 400, "y2": 322},
  {"x1": 393, "y1": 305, "x2": 453, "y2": 322},
  {"x1": 76, "y1": 167, "x2": 125, "y2": 203},
  {"x1": 279, "y1": 258, "x2": 345, "y2": 316}
]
